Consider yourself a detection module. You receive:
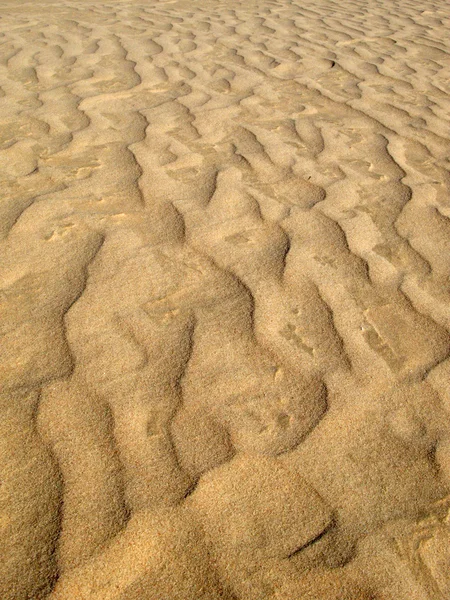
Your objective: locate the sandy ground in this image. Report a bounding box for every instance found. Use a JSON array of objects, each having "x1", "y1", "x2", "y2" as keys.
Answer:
[{"x1": 1, "y1": 0, "x2": 450, "y2": 598}]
